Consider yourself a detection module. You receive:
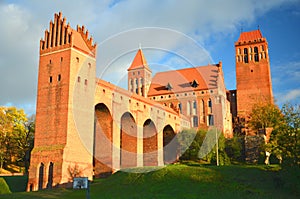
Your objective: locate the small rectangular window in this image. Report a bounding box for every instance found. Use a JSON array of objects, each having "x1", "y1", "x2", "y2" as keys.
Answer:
[
  {"x1": 58, "y1": 74, "x2": 61, "y2": 81},
  {"x1": 85, "y1": 79, "x2": 88, "y2": 85},
  {"x1": 78, "y1": 76, "x2": 81, "y2": 82},
  {"x1": 49, "y1": 76, "x2": 52, "y2": 83}
]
